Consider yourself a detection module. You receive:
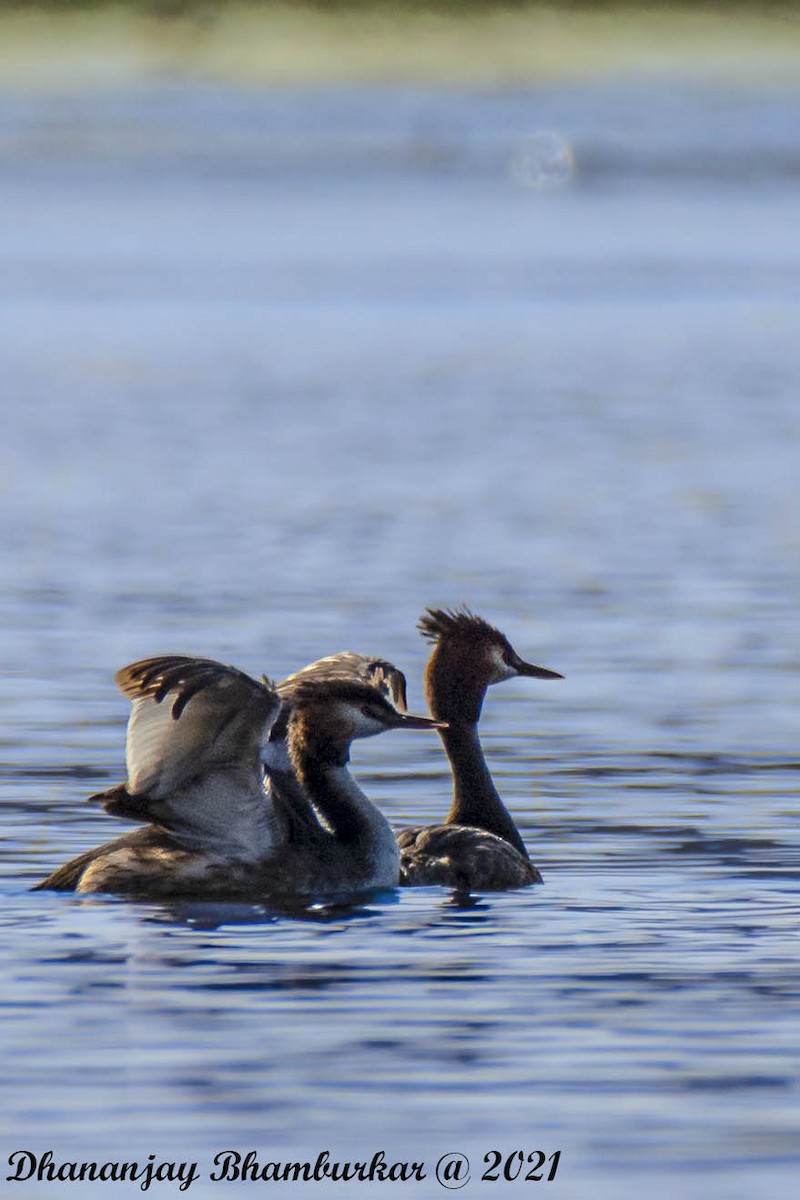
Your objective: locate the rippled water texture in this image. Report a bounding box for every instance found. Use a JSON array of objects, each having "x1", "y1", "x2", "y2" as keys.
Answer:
[{"x1": 1, "y1": 81, "x2": 799, "y2": 1199}]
